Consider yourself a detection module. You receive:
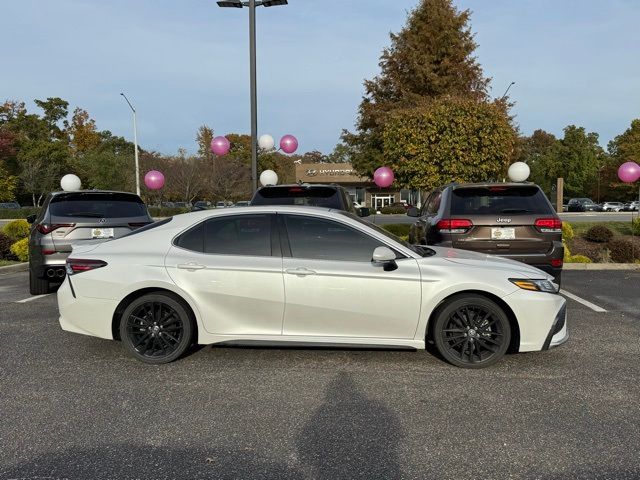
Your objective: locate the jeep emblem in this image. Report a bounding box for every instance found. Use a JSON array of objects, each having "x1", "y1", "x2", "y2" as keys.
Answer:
[{"x1": 496, "y1": 218, "x2": 512, "y2": 223}]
